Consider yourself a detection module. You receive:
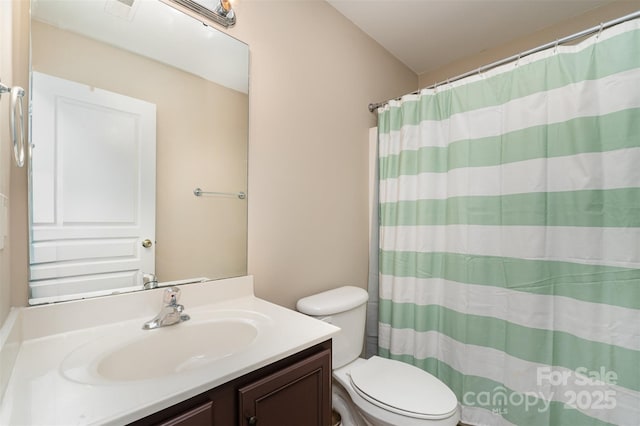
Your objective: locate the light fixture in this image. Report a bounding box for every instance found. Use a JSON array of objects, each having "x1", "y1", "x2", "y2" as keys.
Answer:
[{"x1": 164, "y1": 0, "x2": 236, "y2": 28}]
